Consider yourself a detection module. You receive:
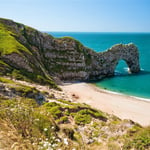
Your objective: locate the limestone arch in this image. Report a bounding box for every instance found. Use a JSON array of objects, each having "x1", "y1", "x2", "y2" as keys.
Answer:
[
  {"x1": 109, "y1": 44, "x2": 140, "y2": 76},
  {"x1": 114, "y1": 59, "x2": 130, "y2": 74}
]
